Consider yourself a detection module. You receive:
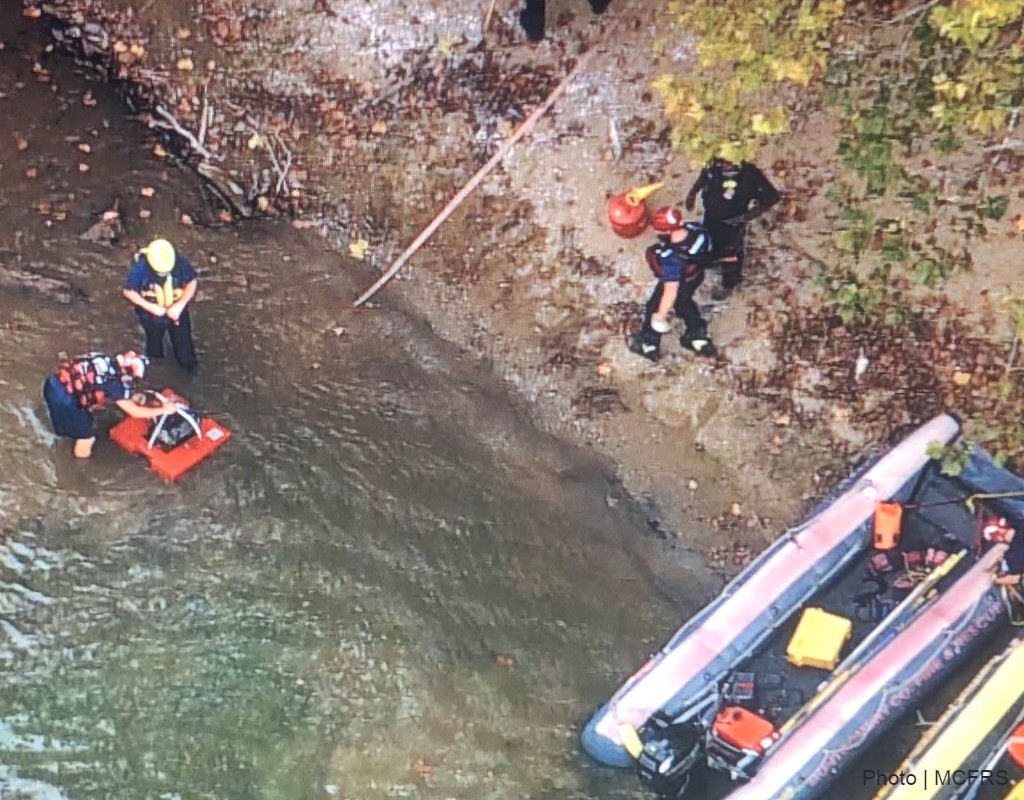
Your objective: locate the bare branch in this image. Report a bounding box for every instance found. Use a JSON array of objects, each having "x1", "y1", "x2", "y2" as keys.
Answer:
[{"x1": 150, "y1": 104, "x2": 213, "y2": 160}]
